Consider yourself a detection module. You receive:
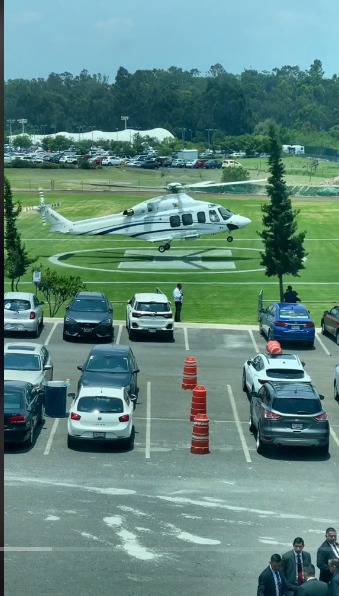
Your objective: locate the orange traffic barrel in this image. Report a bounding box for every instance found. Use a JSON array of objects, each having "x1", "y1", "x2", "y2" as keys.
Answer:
[
  {"x1": 266, "y1": 340, "x2": 282, "y2": 354},
  {"x1": 182, "y1": 357, "x2": 197, "y2": 390},
  {"x1": 190, "y1": 413, "x2": 210, "y2": 455},
  {"x1": 190, "y1": 385, "x2": 207, "y2": 421}
]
